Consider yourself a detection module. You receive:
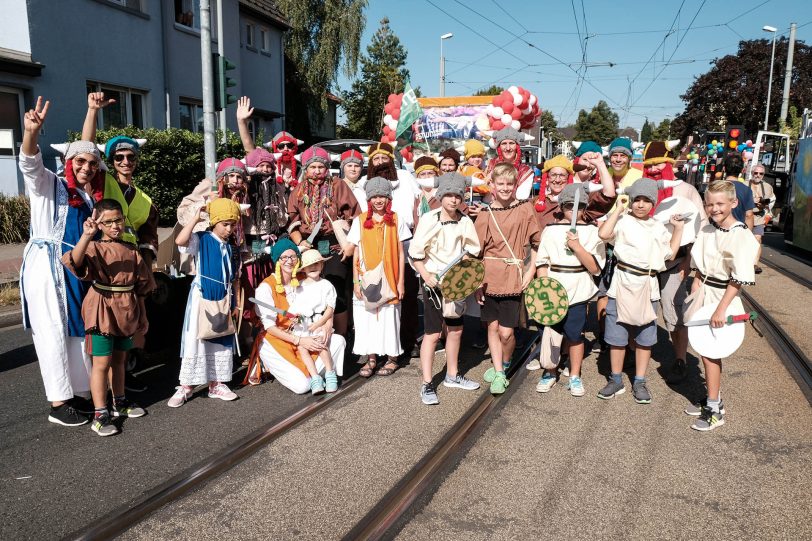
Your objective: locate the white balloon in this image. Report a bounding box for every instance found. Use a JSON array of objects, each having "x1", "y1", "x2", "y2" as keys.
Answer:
[
  {"x1": 384, "y1": 114, "x2": 393, "y2": 125},
  {"x1": 522, "y1": 105, "x2": 533, "y2": 115},
  {"x1": 491, "y1": 106, "x2": 504, "y2": 118},
  {"x1": 529, "y1": 95, "x2": 537, "y2": 106},
  {"x1": 488, "y1": 138, "x2": 497, "y2": 149},
  {"x1": 501, "y1": 114, "x2": 512, "y2": 124},
  {"x1": 485, "y1": 104, "x2": 494, "y2": 115},
  {"x1": 475, "y1": 115, "x2": 491, "y2": 131},
  {"x1": 507, "y1": 85, "x2": 519, "y2": 94},
  {"x1": 512, "y1": 92, "x2": 522, "y2": 106},
  {"x1": 511, "y1": 119, "x2": 521, "y2": 130}
]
